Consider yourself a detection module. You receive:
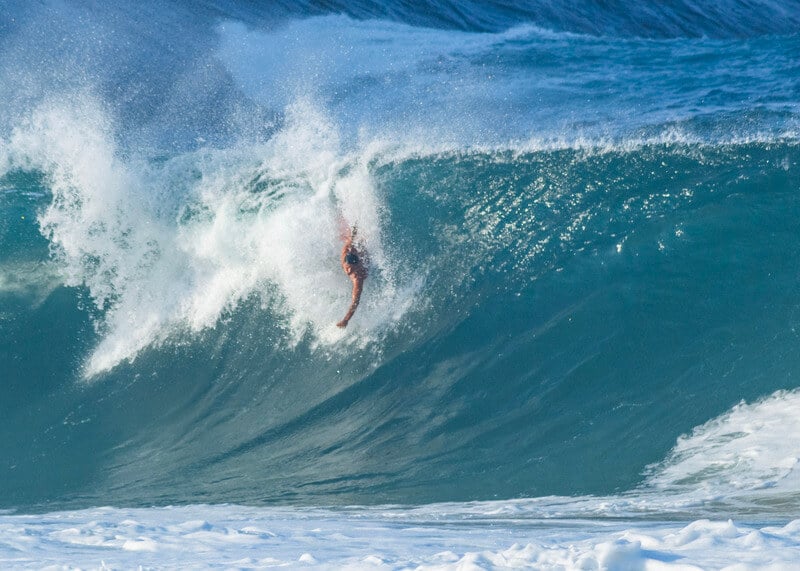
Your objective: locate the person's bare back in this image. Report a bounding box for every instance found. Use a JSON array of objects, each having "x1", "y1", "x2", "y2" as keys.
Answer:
[{"x1": 337, "y1": 227, "x2": 368, "y2": 328}]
